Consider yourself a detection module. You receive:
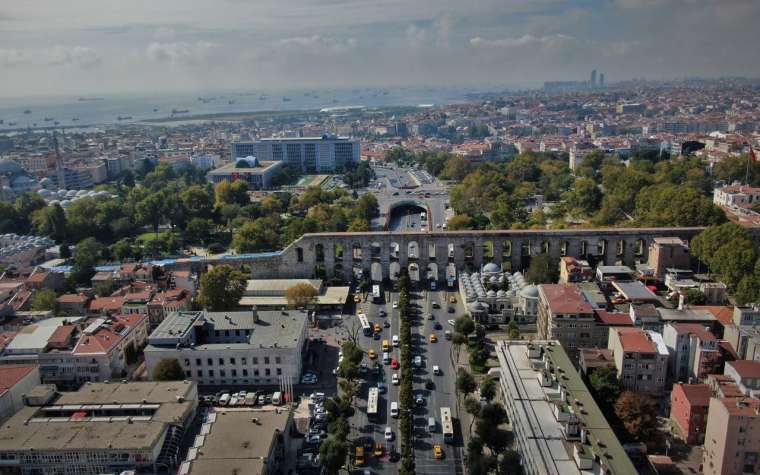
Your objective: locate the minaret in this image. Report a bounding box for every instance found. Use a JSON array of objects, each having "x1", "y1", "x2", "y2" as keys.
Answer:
[{"x1": 53, "y1": 131, "x2": 66, "y2": 189}]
